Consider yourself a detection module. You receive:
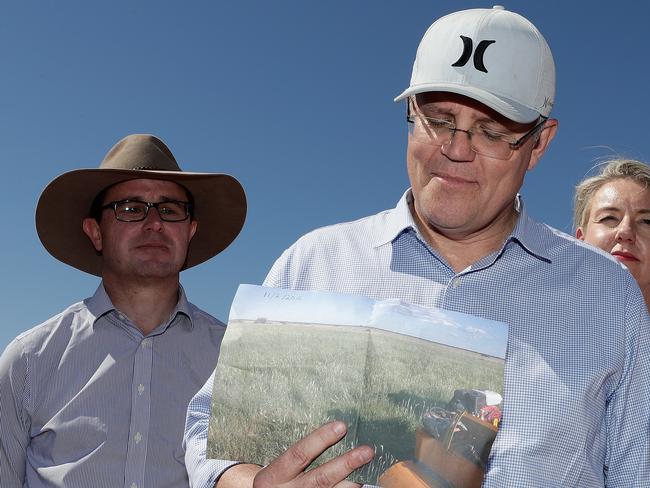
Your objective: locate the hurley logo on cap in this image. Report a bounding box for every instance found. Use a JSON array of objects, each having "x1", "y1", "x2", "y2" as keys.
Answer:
[{"x1": 451, "y1": 36, "x2": 496, "y2": 73}]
